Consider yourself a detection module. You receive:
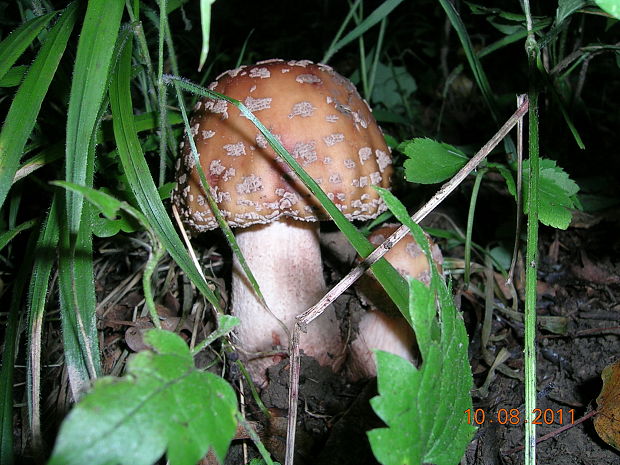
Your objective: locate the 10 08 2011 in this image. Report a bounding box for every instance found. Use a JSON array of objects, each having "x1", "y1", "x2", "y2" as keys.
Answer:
[{"x1": 465, "y1": 408, "x2": 575, "y2": 425}]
